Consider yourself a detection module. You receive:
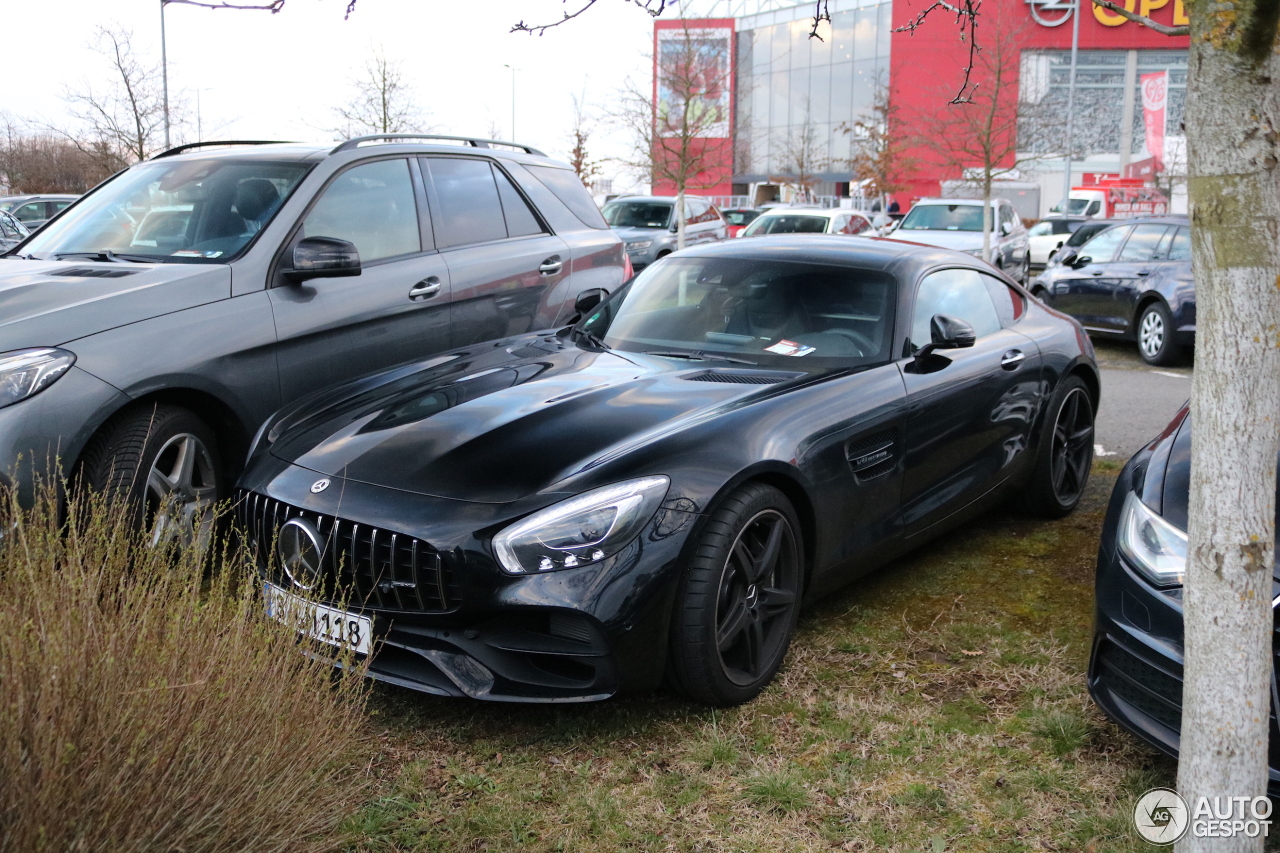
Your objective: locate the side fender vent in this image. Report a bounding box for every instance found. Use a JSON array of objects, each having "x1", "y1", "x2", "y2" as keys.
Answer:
[{"x1": 846, "y1": 429, "x2": 898, "y2": 481}]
